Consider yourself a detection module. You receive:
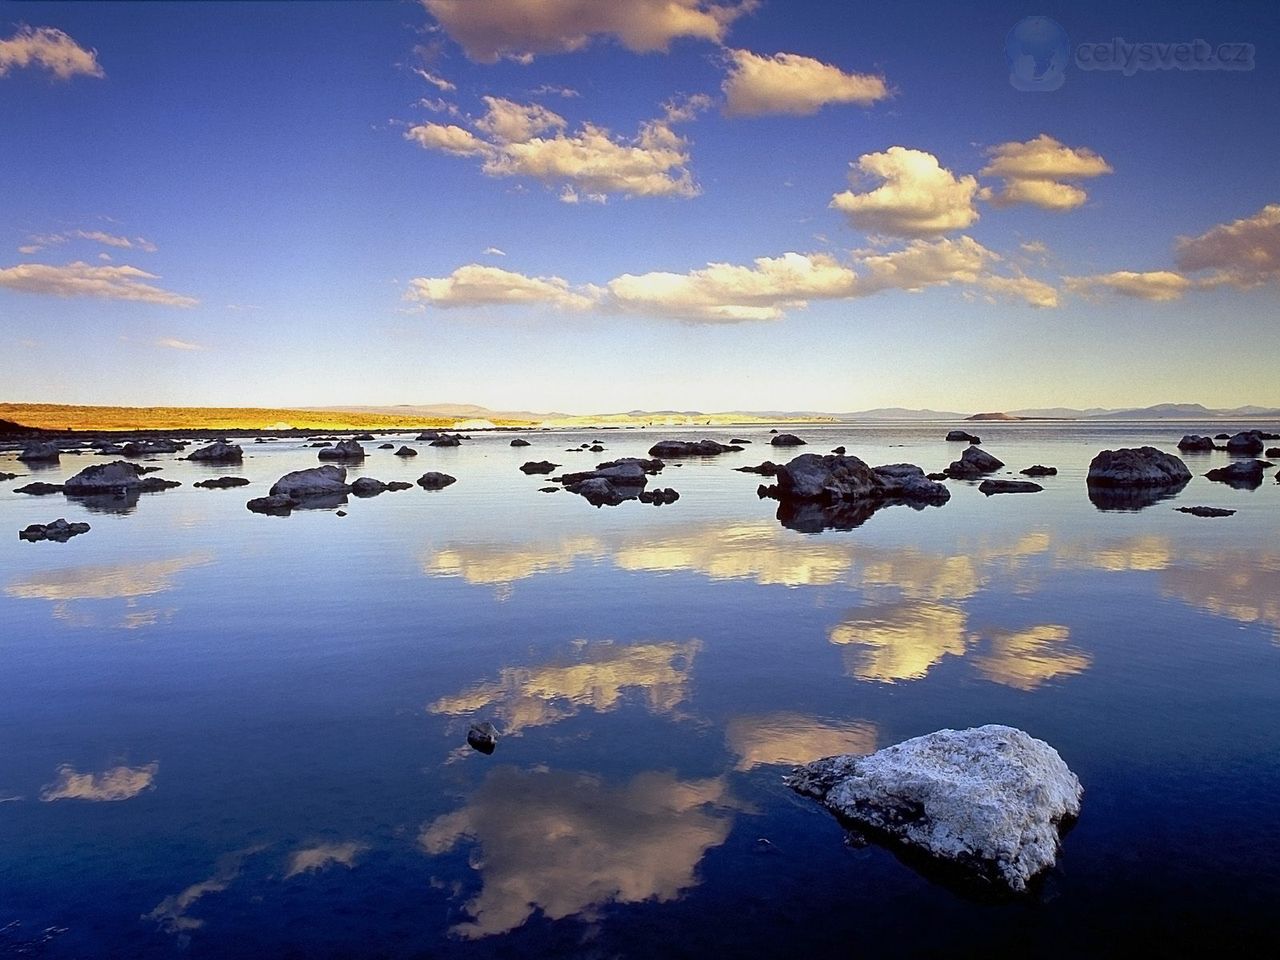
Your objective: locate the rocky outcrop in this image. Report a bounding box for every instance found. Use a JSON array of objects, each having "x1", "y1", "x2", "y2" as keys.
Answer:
[
  {"x1": 770, "y1": 433, "x2": 806, "y2": 447},
  {"x1": 788, "y1": 725, "x2": 1082, "y2": 893},
  {"x1": 1176, "y1": 506, "x2": 1235, "y2": 518},
  {"x1": 20, "y1": 519, "x2": 91, "y2": 542},
  {"x1": 467, "y1": 721, "x2": 499, "y2": 754},
  {"x1": 417, "y1": 472, "x2": 456, "y2": 490},
  {"x1": 520, "y1": 461, "x2": 559, "y2": 475},
  {"x1": 946, "y1": 430, "x2": 981, "y2": 443},
  {"x1": 559, "y1": 457, "x2": 663, "y2": 506},
  {"x1": 565, "y1": 477, "x2": 626, "y2": 506},
  {"x1": 510, "y1": 438, "x2": 531, "y2": 447},
  {"x1": 193, "y1": 476, "x2": 250, "y2": 489},
  {"x1": 979, "y1": 479, "x2": 1043, "y2": 495},
  {"x1": 1225, "y1": 431, "x2": 1265, "y2": 455},
  {"x1": 1086, "y1": 447, "x2": 1191, "y2": 487},
  {"x1": 760, "y1": 455, "x2": 949, "y2": 532},
  {"x1": 1205, "y1": 459, "x2": 1270, "y2": 488},
  {"x1": 648, "y1": 439, "x2": 742, "y2": 457},
  {"x1": 945, "y1": 446, "x2": 1005, "y2": 479},
  {"x1": 188, "y1": 441, "x2": 243, "y2": 463},
  {"x1": 1020, "y1": 465, "x2": 1057, "y2": 476},
  {"x1": 394, "y1": 446, "x2": 417, "y2": 457},
  {"x1": 429, "y1": 436, "x2": 461, "y2": 447},
  {"x1": 64, "y1": 461, "x2": 147, "y2": 493},
  {"x1": 270, "y1": 465, "x2": 350, "y2": 498},
  {"x1": 247, "y1": 494, "x2": 297, "y2": 515},
  {"x1": 318, "y1": 439, "x2": 365, "y2": 460},
  {"x1": 18, "y1": 442, "x2": 60, "y2": 462},
  {"x1": 1176, "y1": 435, "x2": 1215, "y2": 452}
]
